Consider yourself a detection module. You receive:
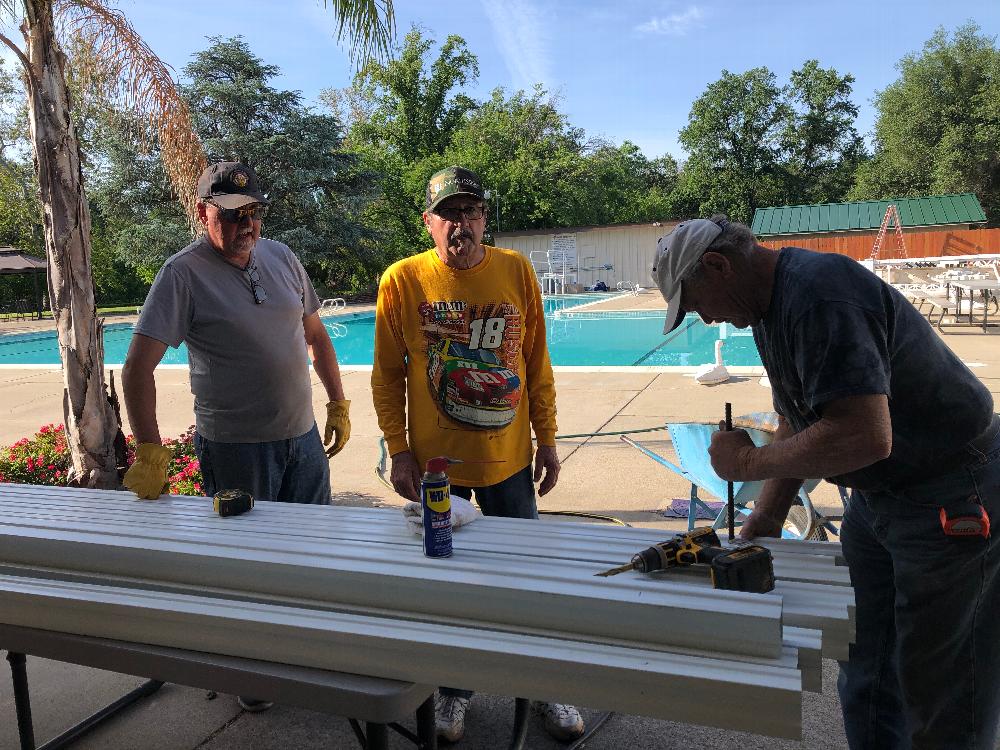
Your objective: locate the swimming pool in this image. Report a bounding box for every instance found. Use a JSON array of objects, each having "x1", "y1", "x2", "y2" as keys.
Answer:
[{"x1": 0, "y1": 296, "x2": 763, "y2": 368}]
